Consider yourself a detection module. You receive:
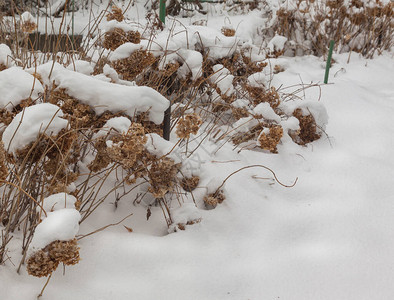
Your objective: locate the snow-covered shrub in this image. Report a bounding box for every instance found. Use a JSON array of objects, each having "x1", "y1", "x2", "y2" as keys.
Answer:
[{"x1": 266, "y1": 0, "x2": 393, "y2": 58}]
